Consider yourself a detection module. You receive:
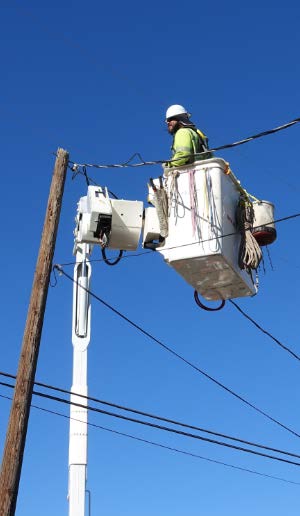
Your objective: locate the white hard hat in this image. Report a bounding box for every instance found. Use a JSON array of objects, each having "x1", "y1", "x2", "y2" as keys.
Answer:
[{"x1": 165, "y1": 104, "x2": 191, "y2": 121}]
